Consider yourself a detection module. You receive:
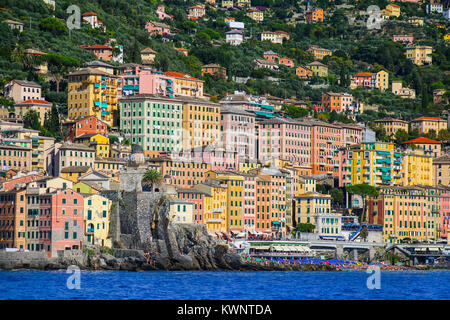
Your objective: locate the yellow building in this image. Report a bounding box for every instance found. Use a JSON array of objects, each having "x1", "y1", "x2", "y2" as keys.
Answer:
[
  {"x1": 385, "y1": 4, "x2": 401, "y2": 17},
  {"x1": 408, "y1": 17, "x2": 424, "y2": 26},
  {"x1": 83, "y1": 194, "x2": 112, "y2": 247},
  {"x1": 14, "y1": 99, "x2": 52, "y2": 125},
  {"x1": 346, "y1": 142, "x2": 403, "y2": 187},
  {"x1": 169, "y1": 200, "x2": 194, "y2": 224},
  {"x1": 307, "y1": 46, "x2": 332, "y2": 60},
  {"x1": 306, "y1": 61, "x2": 328, "y2": 77},
  {"x1": 294, "y1": 192, "x2": 335, "y2": 234},
  {"x1": 222, "y1": 1, "x2": 234, "y2": 9},
  {"x1": 90, "y1": 134, "x2": 109, "y2": 158},
  {"x1": 68, "y1": 67, "x2": 119, "y2": 127},
  {"x1": 196, "y1": 180, "x2": 228, "y2": 233},
  {"x1": 411, "y1": 116, "x2": 447, "y2": 134},
  {"x1": 61, "y1": 166, "x2": 92, "y2": 183},
  {"x1": 246, "y1": 9, "x2": 264, "y2": 22},
  {"x1": 206, "y1": 171, "x2": 244, "y2": 233},
  {"x1": 406, "y1": 45, "x2": 433, "y2": 66},
  {"x1": 376, "y1": 186, "x2": 443, "y2": 243},
  {"x1": 75, "y1": 134, "x2": 110, "y2": 158},
  {"x1": 93, "y1": 157, "x2": 126, "y2": 178},
  {"x1": 165, "y1": 71, "x2": 204, "y2": 98},
  {"x1": 181, "y1": 97, "x2": 220, "y2": 150},
  {"x1": 433, "y1": 154, "x2": 450, "y2": 187},
  {"x1": 375, "y1": 70, "x2": 389, "y2": 92},
  {"x1": 73, "y1": 181, "x2": 102, "y2": 194},
  {"x1": 239, "y1": 162, "x2": 260, "y2": 173},
  {"x1": 402, "y1": 149, "x2": 433, "y2": 187},
  {"x1": 373, "y1": 118, "x2": 408, "y2": 136},
  {"x1": 236, "y1": 0, "x2": 250, "y2": 7}
]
